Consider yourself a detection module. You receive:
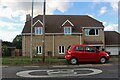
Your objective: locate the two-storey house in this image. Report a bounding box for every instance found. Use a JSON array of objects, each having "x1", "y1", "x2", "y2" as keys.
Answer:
[{"x1": 22, "y1": 15, "x2": 105, "y2": 57}]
